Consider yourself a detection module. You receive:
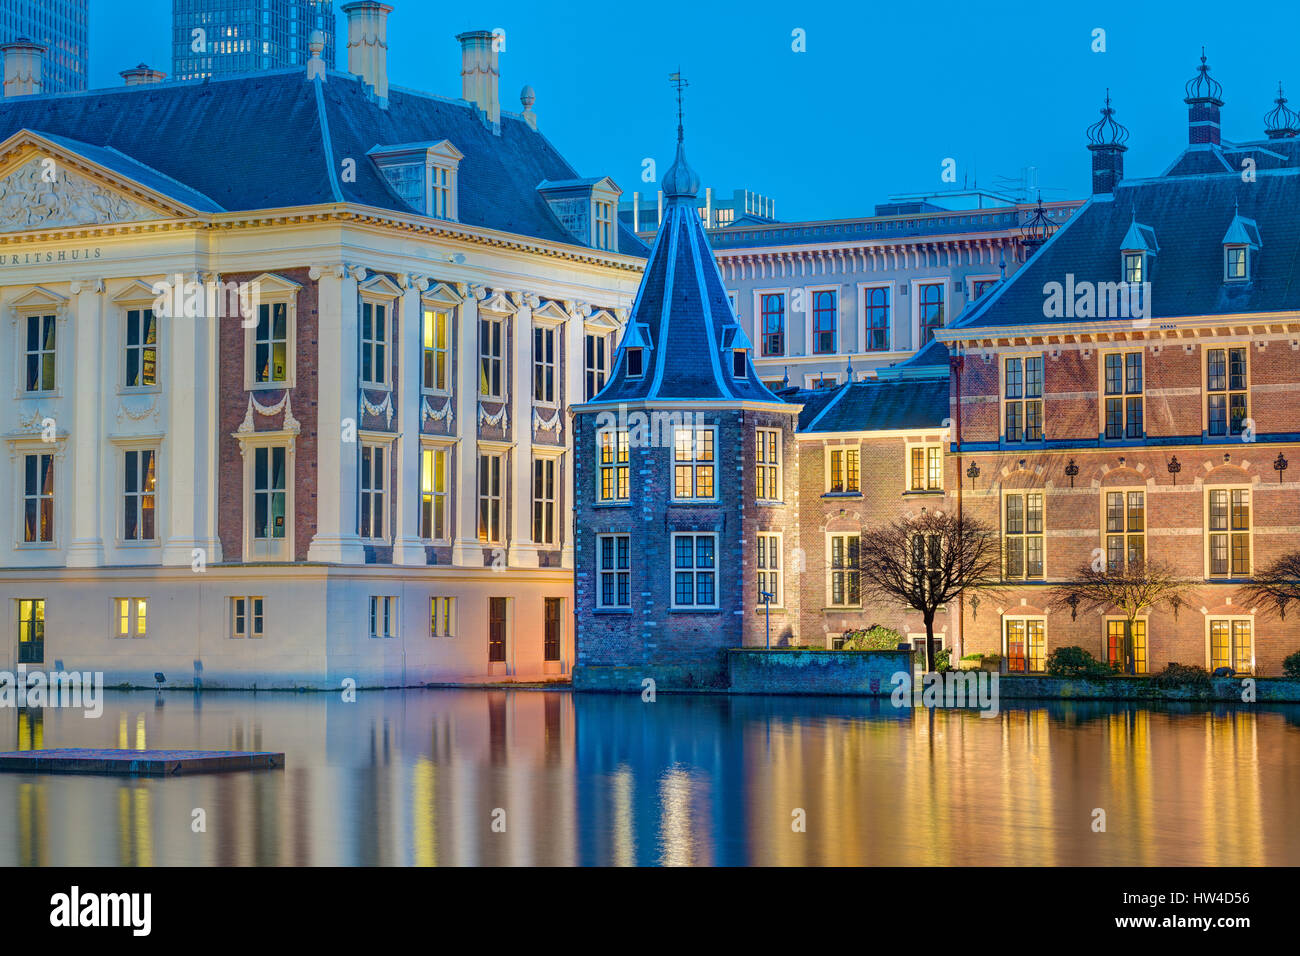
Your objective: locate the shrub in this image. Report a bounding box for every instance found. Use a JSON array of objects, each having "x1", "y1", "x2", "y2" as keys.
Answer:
[
  {"x1": 840, "y1": 625, "x2": 903, "y2": 652},
  {"x1": 1154, "y1": 662, "x2": 1212, "y2": 692},
  {"x1": 960, "y1": 653, "x2": 983, "y2": 661},
  {"x1": 1045, "y1": 645, "x2": 1114, "y2": 678},
  {"x1": 935, "y1": 648, "x2": 952, "y2": 672},
  {"x1": 1284, "y1": 652, "x2": 1300, "y2": 679}
]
